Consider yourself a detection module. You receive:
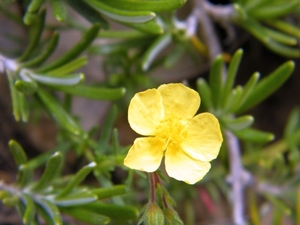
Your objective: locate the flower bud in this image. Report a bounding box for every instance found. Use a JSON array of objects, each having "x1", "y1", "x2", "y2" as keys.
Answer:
[
  {"x1": 138, "y1": 202, "x2": 165, "y2": 225},
  {"x1": 164, "y1": 208, "x2": 183, "y2": 225}
]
